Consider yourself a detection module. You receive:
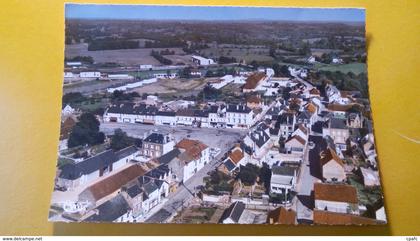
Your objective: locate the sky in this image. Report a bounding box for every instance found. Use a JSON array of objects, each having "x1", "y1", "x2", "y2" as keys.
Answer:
[{"x1": 65, "y1": 4, "x2": 365, "y2": 22}]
